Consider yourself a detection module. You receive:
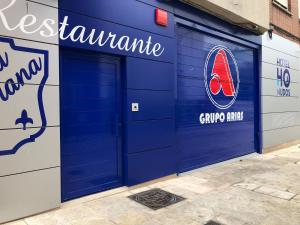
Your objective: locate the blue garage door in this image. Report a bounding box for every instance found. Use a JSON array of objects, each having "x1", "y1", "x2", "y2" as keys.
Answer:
[
  {"x1": 176, "y1": 25, "x2": 258, "y2": 172},
  {"x1": 60, "y1": 49, "x2": 122, "y2": 201}
]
